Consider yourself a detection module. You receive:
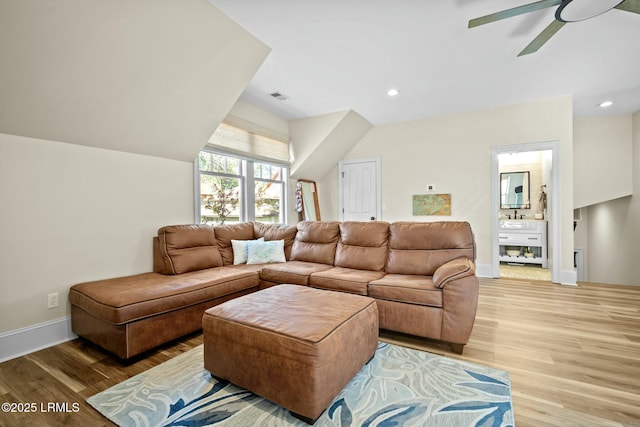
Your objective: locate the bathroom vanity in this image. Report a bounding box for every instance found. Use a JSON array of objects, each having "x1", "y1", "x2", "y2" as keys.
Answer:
[{"x1": 498, "y1": 220, "x2": 548, "y2": 268}]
